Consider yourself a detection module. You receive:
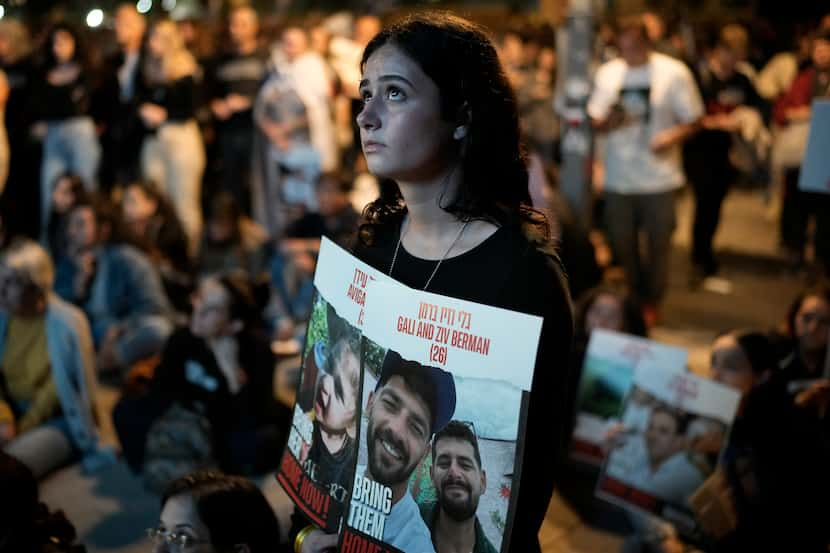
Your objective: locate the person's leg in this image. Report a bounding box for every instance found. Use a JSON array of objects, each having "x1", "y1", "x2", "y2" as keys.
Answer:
[
  {"x1": 40, "y1": 125, "x2": 68, "y2": 239},
  {"x1": 67, "y1": 117, "x2": 102, "y2": 194},
  {"x1": 140, "y1": 134, "x2": 166, "y2": 191},
  {"x1": 691, "y1": 158, "x2": 731, "y2": 276},
  {"x1": 4, "y1": 420, "x2": 74, "y2": 479},
  {"x1": 640, "y1": 190, "x2": 677, "y2": 305},
  {"x1": 112, "y1": 393, "x2": 169, "y2": 473},
  {"x1": 811, "y1": 193, "x2": 830, "y2": 276},
  {"x1": 604, "y1": 192, "x2": 643, "y2": 296},
  {"x1": 780, "y1": 168, "x2": 808, "y2": 265},
  {"x1": 160, "y1": 122, "x2": 205, "y2": 256}
]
